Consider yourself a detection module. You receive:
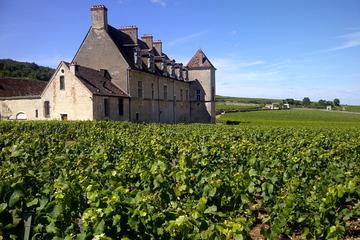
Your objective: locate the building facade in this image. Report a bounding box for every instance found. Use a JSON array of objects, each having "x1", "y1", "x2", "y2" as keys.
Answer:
[{"x1": 0, "y1": 5, "x2": 216, "y2": 123}]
